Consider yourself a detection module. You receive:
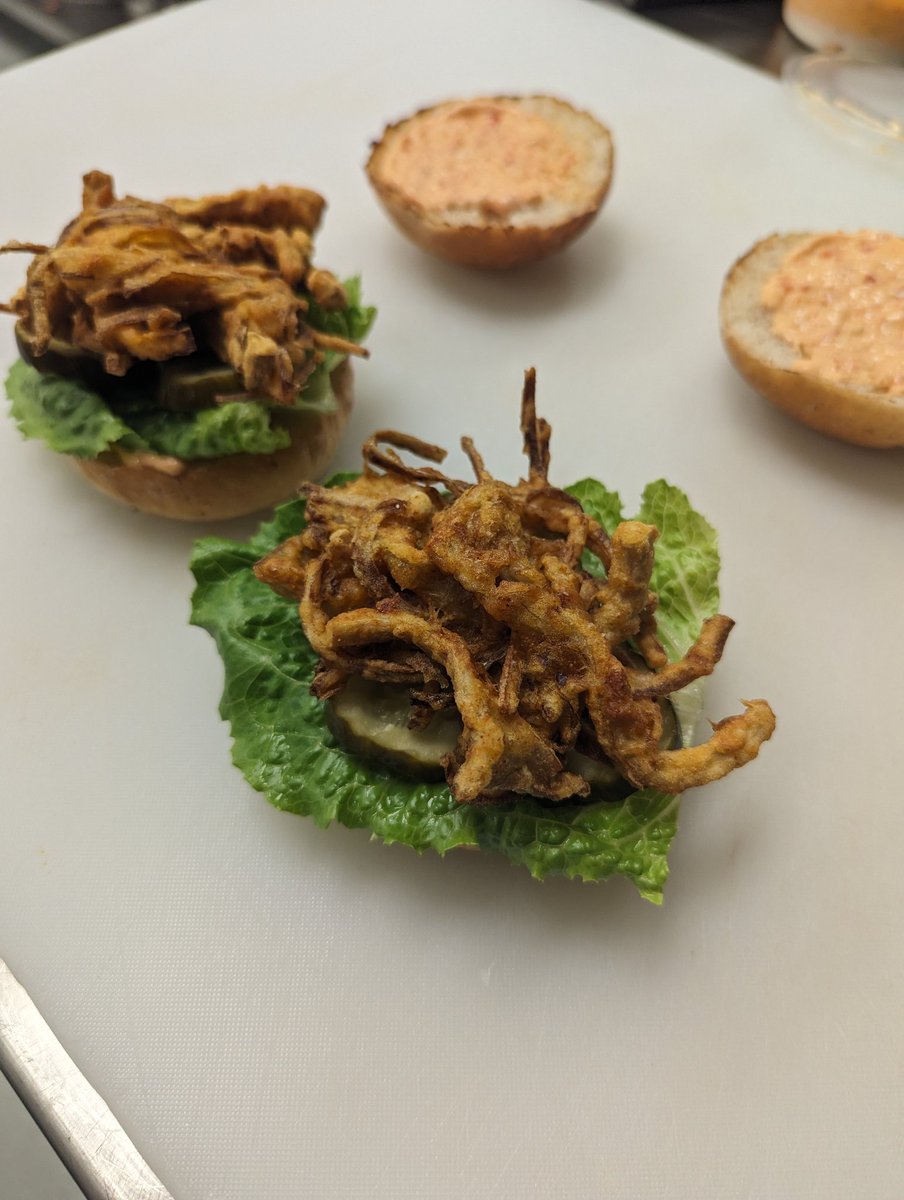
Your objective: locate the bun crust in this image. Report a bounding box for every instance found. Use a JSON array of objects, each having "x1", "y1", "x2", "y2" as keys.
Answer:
[
  {"x1": 73, "y1": 360, "x2": 354, "y2": 520},
  {"x1": 366, "y1": 94, "x2": 613, "y2": 269},
  {"x1": 782, "y1": 8, "x2": 904, "y2": 61},
  {"x1": 720, "y1": 233, "x2": 904, "y2": 449}
]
